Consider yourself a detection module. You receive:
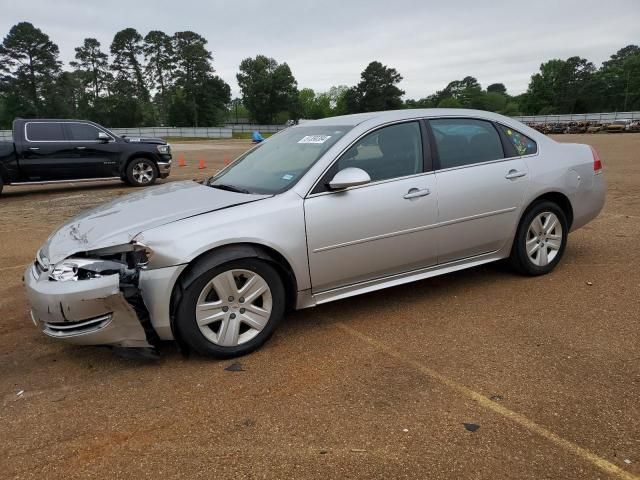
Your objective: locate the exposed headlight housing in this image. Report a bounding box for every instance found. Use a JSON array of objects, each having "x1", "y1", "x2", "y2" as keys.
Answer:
[
  {"x1": 157, "y1": 144, "x2": 171, "y2": 155},
  {"x1": 48, "y1": 242, "x2": 153, "y2": 282},
  {"x1": 49, "y1": 258, "x2": 108, "y2": 282}
]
